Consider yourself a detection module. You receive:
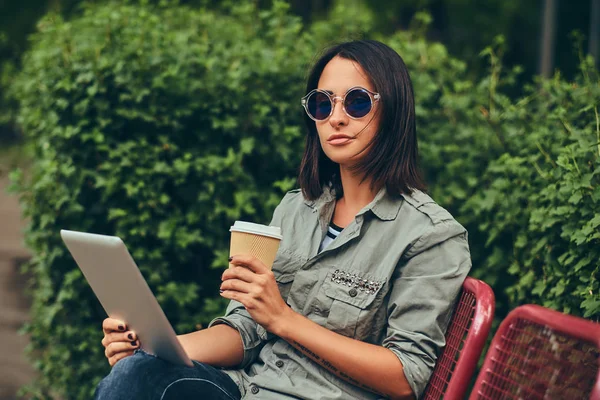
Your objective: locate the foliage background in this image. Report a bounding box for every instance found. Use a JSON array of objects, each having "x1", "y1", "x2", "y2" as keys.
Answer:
[
  {"x1": 3, "y1": 0, "x2": 599, "y2": 398},
  {"x1": 1, "y1": 0, "x2": 597, "y2": 147}
]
